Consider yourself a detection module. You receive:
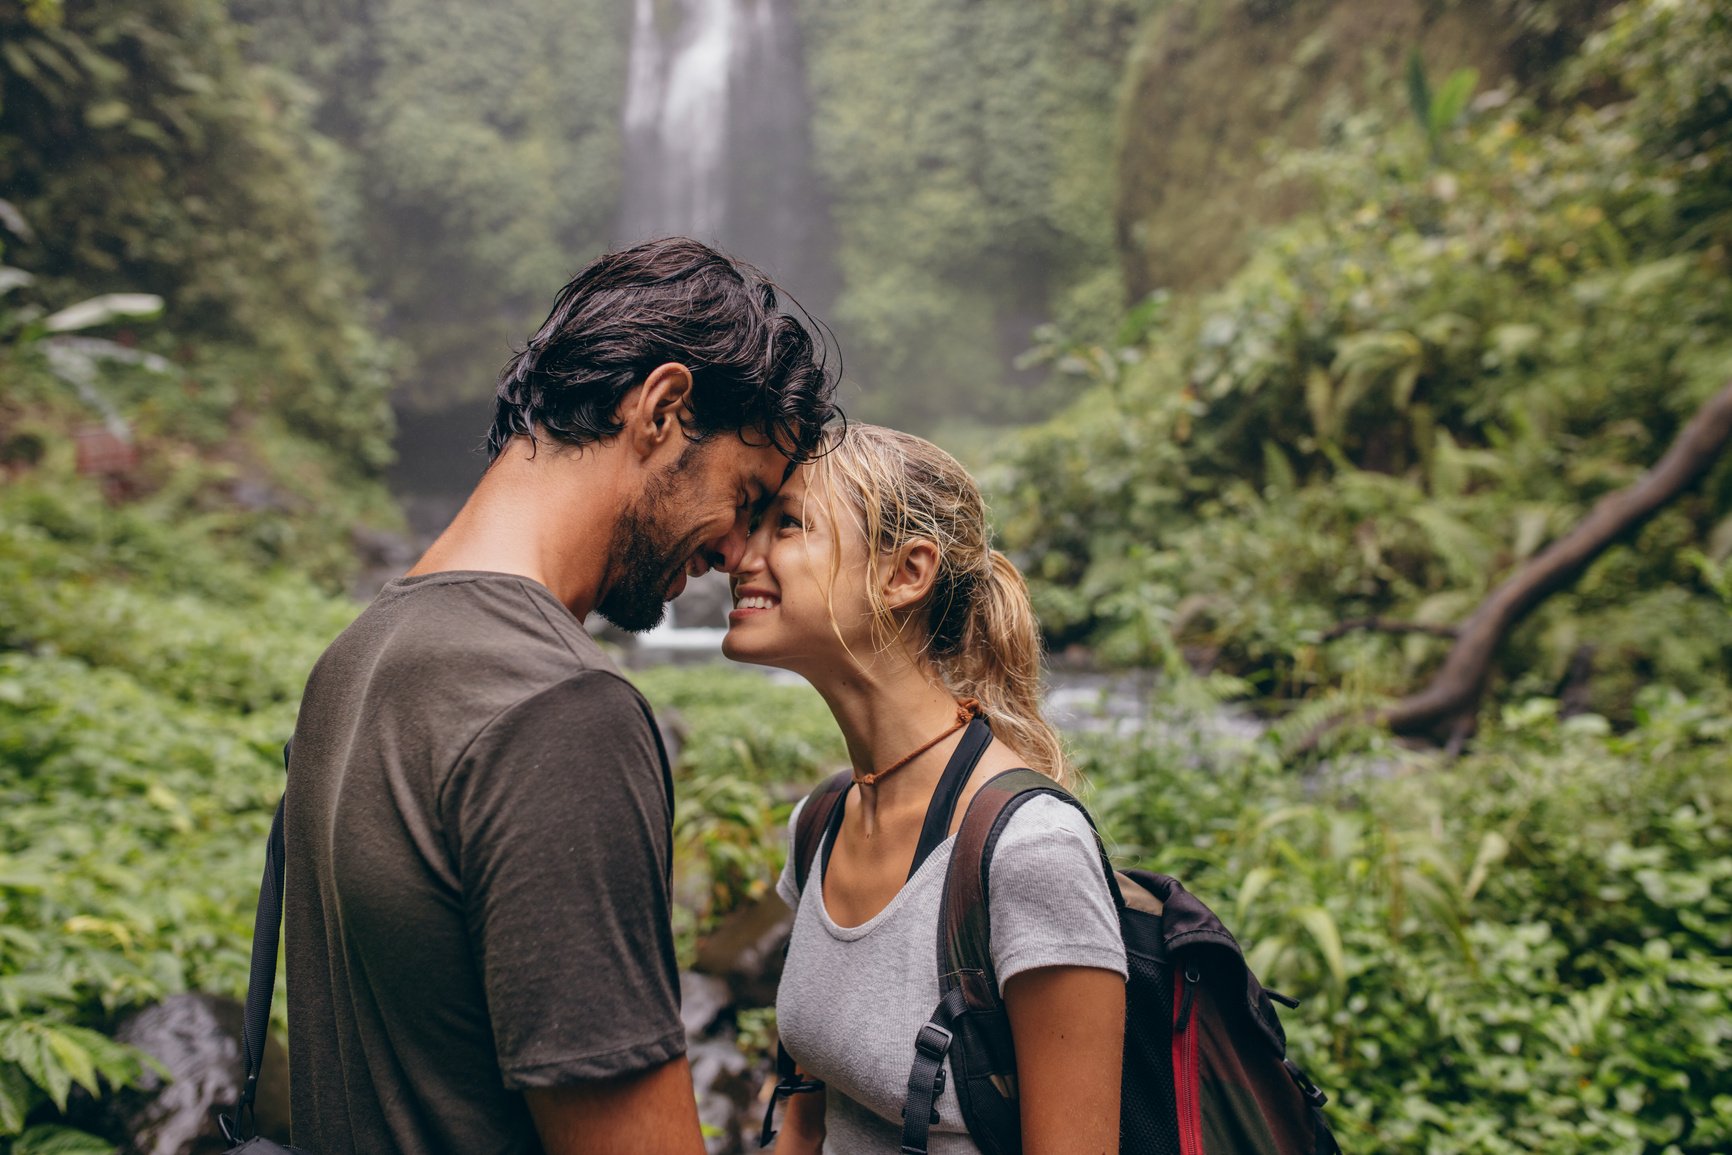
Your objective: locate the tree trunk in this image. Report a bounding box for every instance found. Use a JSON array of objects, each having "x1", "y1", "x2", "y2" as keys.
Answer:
[{"x1": 1382, "y1": 377, "x2": 1732, "y2": 739}]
